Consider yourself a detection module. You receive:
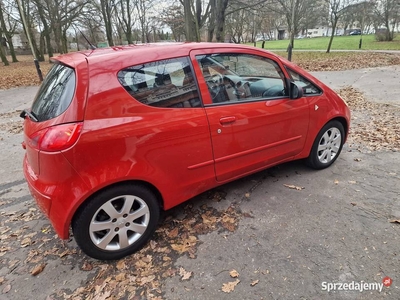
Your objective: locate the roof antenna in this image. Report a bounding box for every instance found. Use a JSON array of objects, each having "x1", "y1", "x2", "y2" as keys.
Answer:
[{"x1": 73, "y1": 25, "x2": 96, "y2": 50}]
